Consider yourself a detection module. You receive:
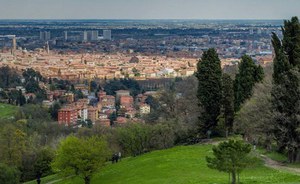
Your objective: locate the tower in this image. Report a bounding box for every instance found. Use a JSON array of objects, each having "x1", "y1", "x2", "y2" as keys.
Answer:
[
  {"x1": 46, "y1": 41, "x2": 50, "y2": 54},
  {"x1": 11, "y1": 36, "x2": 17, "y2": 55}
]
